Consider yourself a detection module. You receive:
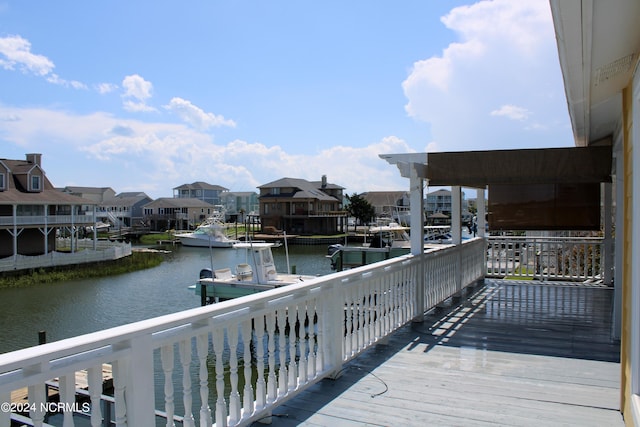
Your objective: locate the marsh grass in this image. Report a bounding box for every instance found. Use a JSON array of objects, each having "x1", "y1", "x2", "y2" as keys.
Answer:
[{"x1": 0, "y1": 251, "x2": 164, "y2": 288}]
